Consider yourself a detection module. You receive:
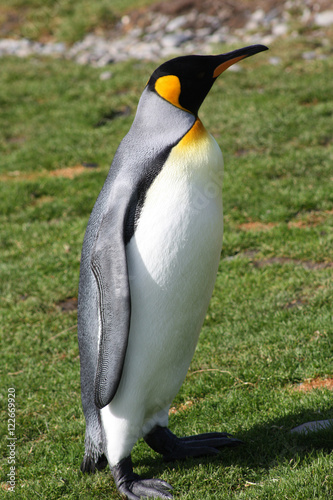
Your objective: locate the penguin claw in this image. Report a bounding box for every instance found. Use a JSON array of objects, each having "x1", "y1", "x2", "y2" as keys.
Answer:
[
  {"x1": 119, "y1": 478, "x2": 173, "y2": 500},
  {"x1": 144, "y1": 426, "x2": 243, "y2": 461},
  {"x1": 112, "y1": 455, "x2": 173, "y2": 500}
]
